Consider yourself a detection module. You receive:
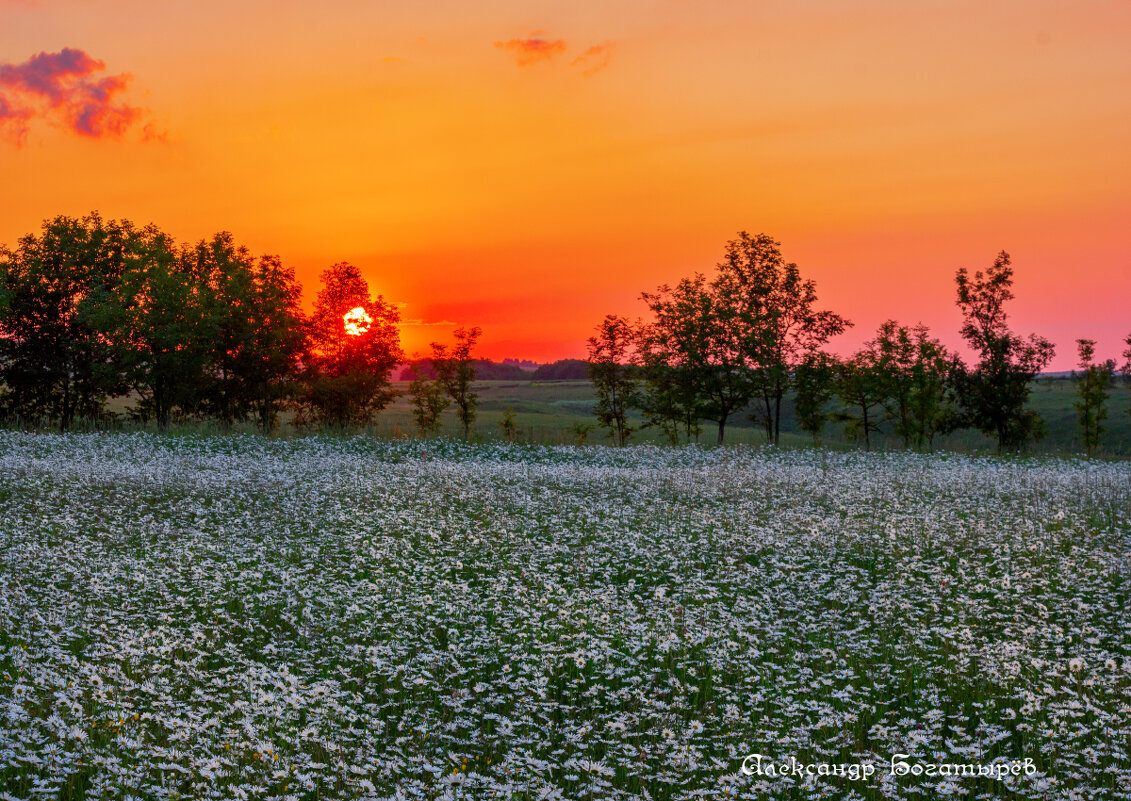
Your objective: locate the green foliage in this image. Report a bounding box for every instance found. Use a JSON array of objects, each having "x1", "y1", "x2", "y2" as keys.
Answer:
[
  {"x1": 89, "y1": 225, "x2": 216, "y2": 430},
  {"x1": 870, "y1": 320, "x2": 956, "y2": 450},
  {"x1": 715, "y1": 232, "x2": 851, "y2": 445},
  {"x1": 953, "y1": 251, "x2": 1055, "y2": 450},
  {"x1": 431, "y1": 326, "x2": 481, "y2": 439},
  {"x1": 793, "y1": 351, "x2": 838, "y2": 443},
  {"x1": 640, "y1": 274, "x2": 753, "y2": 445},
  {"x1": 0, "y1": 214, "x2": 311, "y2": 432},
  {"x1": 629, "y1": 232, "x2": 848, "y2": 446},
  {"x1": 408, "y1": 366, "x2": 449, "y2": 437},
  {"x1": 586, "y1": 314, "x2": 639, "y2": 445},
  {"x1": 191, "y1": 235, "x2": 306, "y2": 431},
  {"x1": 834, "y1": 346, "x2": 886, "y2": 451},
  {"x1": 0, "y1": 213, "x2": 135, "y2": 428},
  {"x1": 1073, "y1": 339, "x2": 1115, "y2": 455}
]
